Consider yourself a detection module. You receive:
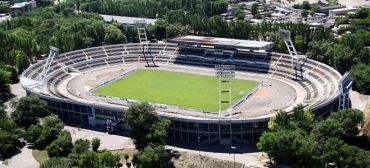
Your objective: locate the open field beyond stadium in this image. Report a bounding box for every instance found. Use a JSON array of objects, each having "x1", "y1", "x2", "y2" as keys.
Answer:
[{"x1": 94, "y1": 69, "x2": 258, "y2": 112}]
